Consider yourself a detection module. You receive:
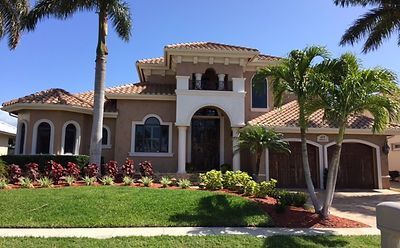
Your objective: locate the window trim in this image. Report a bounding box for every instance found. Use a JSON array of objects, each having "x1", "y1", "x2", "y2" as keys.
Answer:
[
  {"x1": 31, "y1": 119, "x2": 55, "y2": 154},
  {"x1": 16, "y1": 120, "x2": 27, "y2": 155},
  {"x1": 130, "y1": 114, "x2": 173, "y2": 157},
  {"x1": 392, "y1": 143, "x2": 400, "y2": 151},
  {"x1": 250, "y1": 75, "x2": 269, "y2": 112},
  {"x1": 61, "y1": 120, "x2": 81, "y2": 155},
  {"x1": 102, "y1": 125, "x2": 112, "y2": 149}
]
